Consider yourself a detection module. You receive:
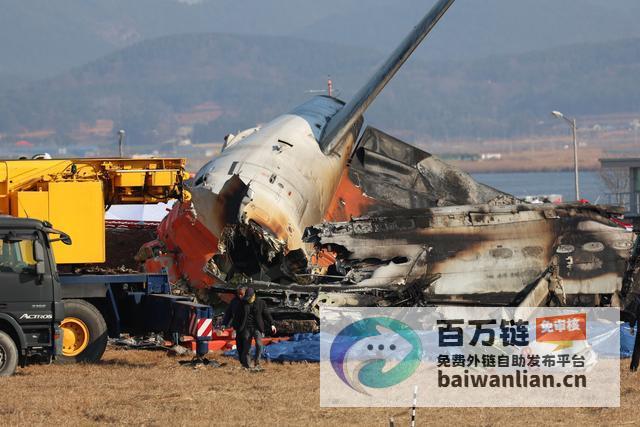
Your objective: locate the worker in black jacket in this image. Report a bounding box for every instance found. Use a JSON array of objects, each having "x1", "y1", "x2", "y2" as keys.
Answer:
[
  {"x1": 221, "y1": 286, "x2": 247, "y2": 366},
  {"x1": 237, "y1": 288, "x2": 276, "y2": 370}
]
